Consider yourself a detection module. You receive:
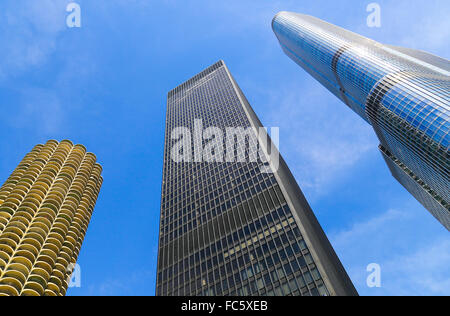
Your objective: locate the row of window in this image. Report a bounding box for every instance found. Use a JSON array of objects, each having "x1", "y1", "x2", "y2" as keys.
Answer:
[
  {"x1": 158, "y1": 64, "x2": 328, "y2": 296},
  {"x1": 158, "y1": 201, "x2": 327, "y2": 296},
  {"x1": 160, "y1": 170, "x2": 276, "y2": 241}
]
